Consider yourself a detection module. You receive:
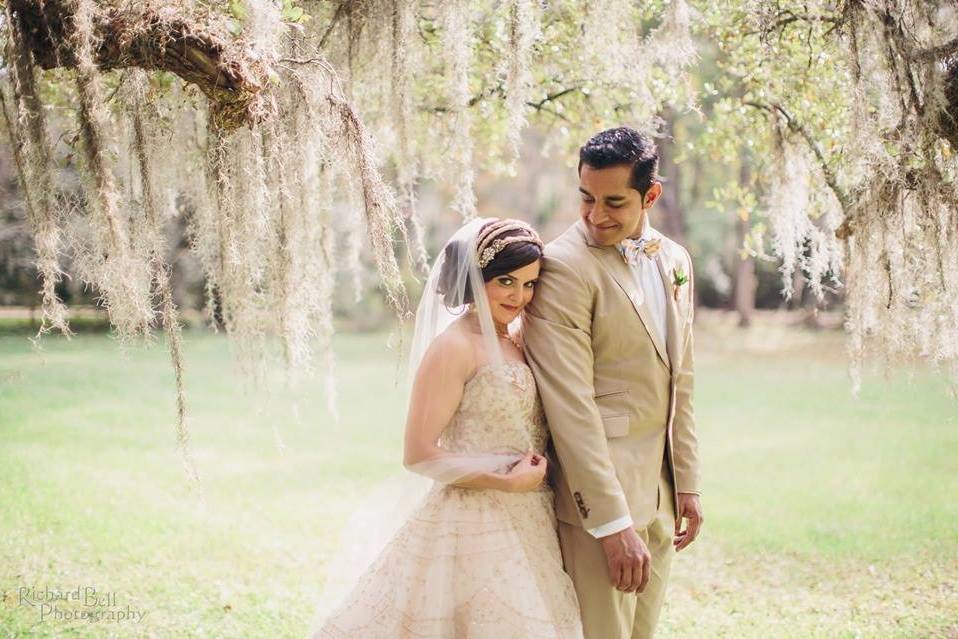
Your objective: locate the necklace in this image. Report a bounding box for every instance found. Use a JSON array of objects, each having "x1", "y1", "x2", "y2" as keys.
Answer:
[
  {"x1": 498, "y1": 329, "x2": 522, "y2": 350},
  {"x1": 465, "y1": 307, "x2": 522, "y2": 349}
]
